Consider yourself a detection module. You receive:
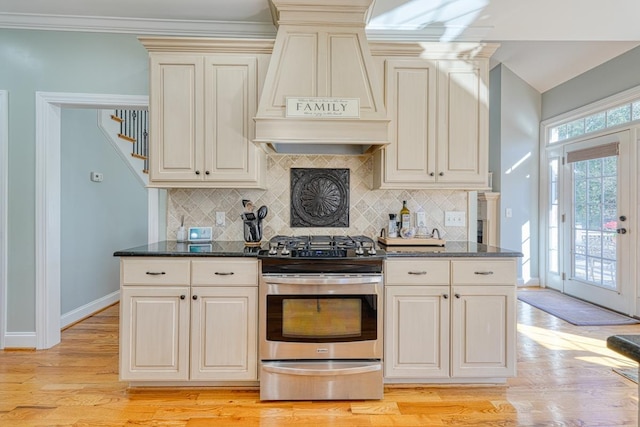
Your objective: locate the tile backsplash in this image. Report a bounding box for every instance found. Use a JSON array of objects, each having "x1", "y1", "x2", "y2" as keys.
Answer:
[{"x1": 167, "y1": 154, "x2": 469, "y2": 242}]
